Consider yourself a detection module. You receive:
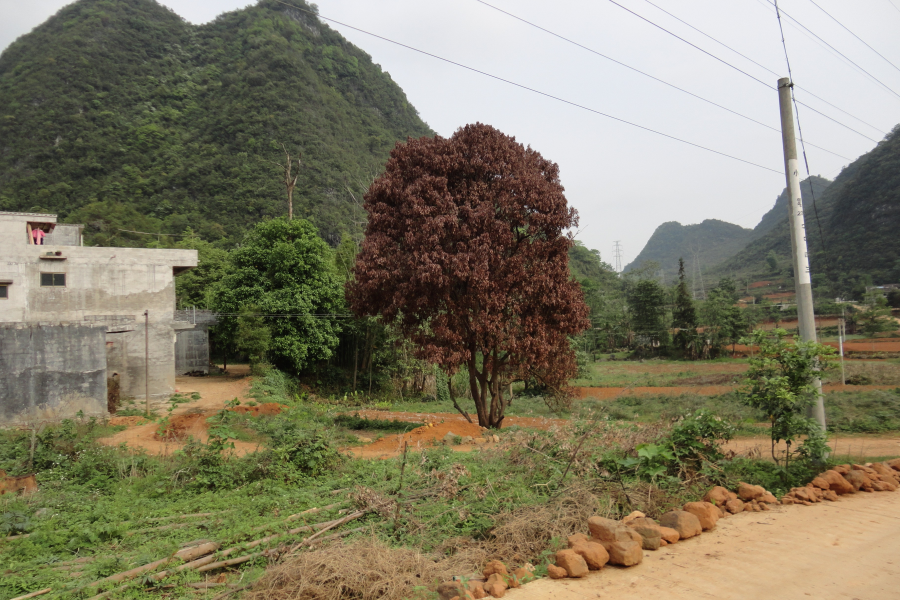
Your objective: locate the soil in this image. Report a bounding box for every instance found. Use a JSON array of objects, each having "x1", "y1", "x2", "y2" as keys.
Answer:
[
  {"x1": 97, "y1": 366, "x2": 261, "y2": 456},
  {"x1": 229, "y1": 403, "x2": 283, "y2": 417},
  {"x1": 727, "y1": 435, "x2": 900, "y2": 459},
  {"x1": 343, "y1": 410, "x2": 567, "y2": 459},
  {"x1": 506, "y1": 490, "x2": 900, "y2": 599}
]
